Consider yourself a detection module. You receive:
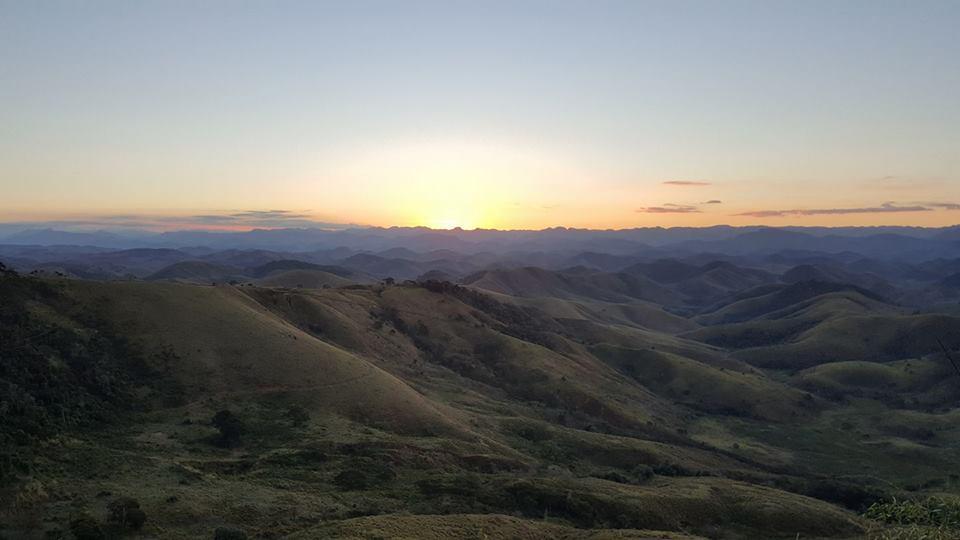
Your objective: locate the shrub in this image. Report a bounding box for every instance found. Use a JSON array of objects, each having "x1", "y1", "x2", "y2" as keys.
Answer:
[
  {"x1": 214, "y1": 527, "x2": 248, "y2": 540},
  {"x1": 69, "y1": 514, "x2": 105, "y2": 540},
  {"x1": 284, "y1": 405, "x2": 310, "y2": 427},
  {"x1": 333, "y1": 459, "x2": 396, "y2": 491},
  {"x1": 211, "y1": 410, "x2": 245, "y2": 448},
  {"x1": 807, "y1": 480, "x2": 887, "y2": 511},
  {"x1": 865, "y1": 497, "x2": 960, "y2": 529},
  {"x1": 107, "y1": 497, "x2": 147, "y2": 531},
  {"x1": 416, "y1": 475, "x2": 481, "y2": 497},
  {"x1": 596, "y1": 470, "x2": 632, "y2": 484},
  {"x1": 333, "y1": 469, "x2": 370, "y2": 491},
  {"x1": 631, "y1": 464, "x2": 654, "y2": 483}
]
